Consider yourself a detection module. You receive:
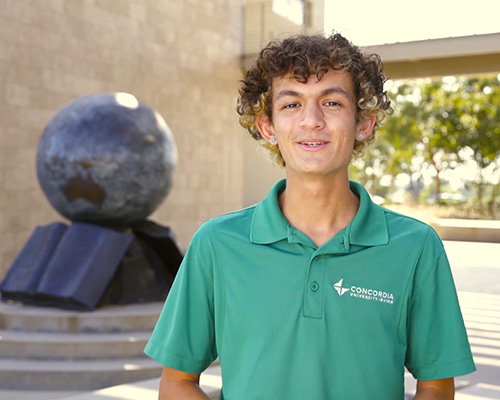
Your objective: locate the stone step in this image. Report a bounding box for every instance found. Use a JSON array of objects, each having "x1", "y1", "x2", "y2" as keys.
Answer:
[
  {"x1": 0, "y1": 357, "x2": 163, "y2": 390},
  {"x1": 55, "y1": 364, "x2": 223, "y2": 400},
  {"x1": 0, "y1": 329, "x2": 151, "y2": 359},
  {"x1": 0, "y1": 300, "x2": 163, "y2": 333}
]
